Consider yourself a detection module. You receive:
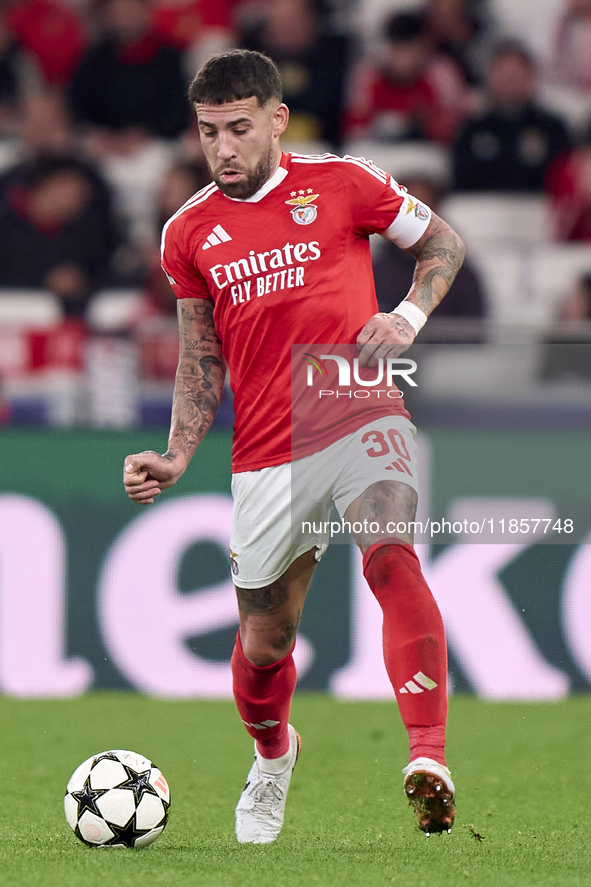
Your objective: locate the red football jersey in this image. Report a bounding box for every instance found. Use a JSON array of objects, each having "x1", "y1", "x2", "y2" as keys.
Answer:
[{"x1": 161, "y1": 151, "x2": 431, "y2": 472}]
